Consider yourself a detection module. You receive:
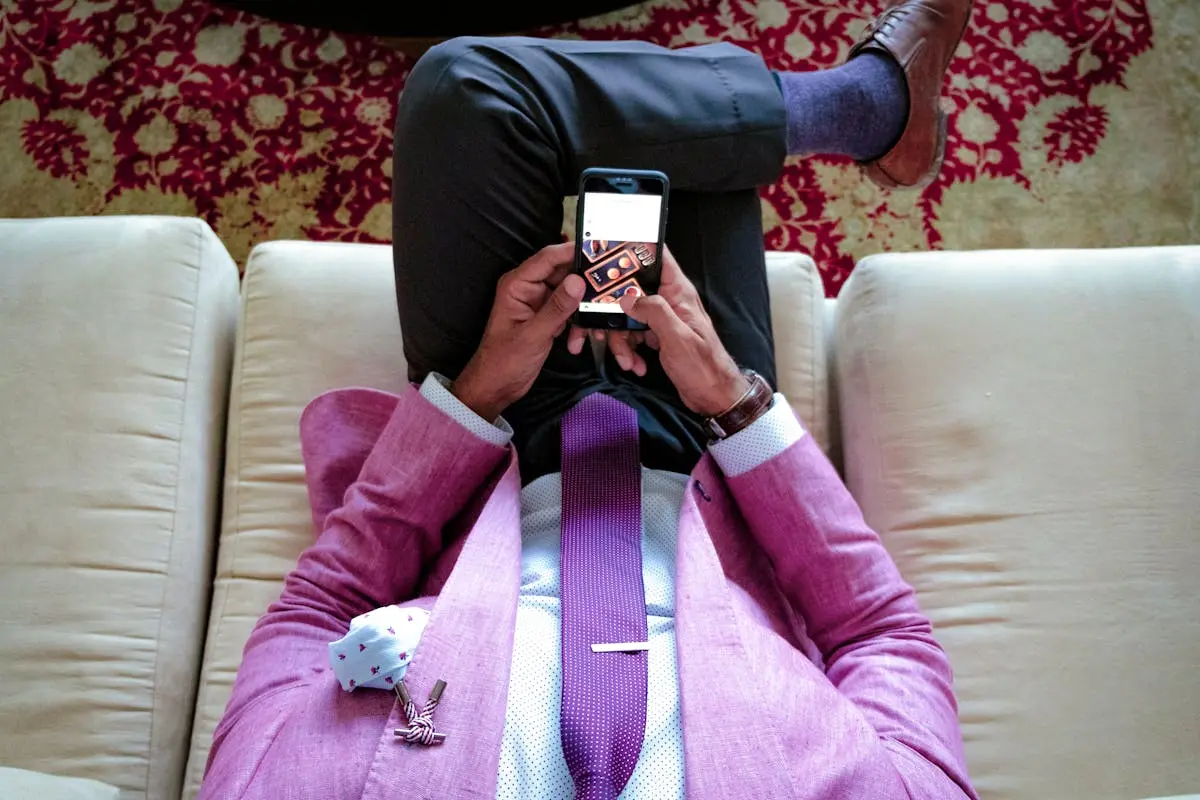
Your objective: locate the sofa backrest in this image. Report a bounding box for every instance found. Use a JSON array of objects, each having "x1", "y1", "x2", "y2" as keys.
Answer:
[
  {"x1": 0, "y1": 217, "x2": 238, "y2": 799},
  {"x1": 834, "y1": 246, "x2": 1200, "y2": 798}
]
